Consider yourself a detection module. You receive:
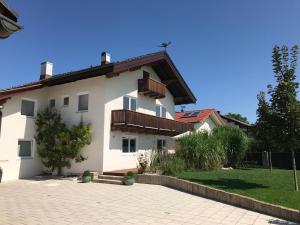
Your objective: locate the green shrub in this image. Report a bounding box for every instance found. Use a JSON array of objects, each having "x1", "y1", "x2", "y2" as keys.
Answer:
[
  {"x1": 212, "y1": 125, "x2": 249, "y2": 167},
  {"x1": 159, "y1": 155, "x2": 185, "y2": 176},
  {"x1": 125, "y1": 171, "x2": 134, "y2": 179},
  {"x1": 82, "y1": 170, "x2": 91, "y2": 177},
  {"x1": 177, "y1": 131, "x2": 226, "y2": 170}
]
